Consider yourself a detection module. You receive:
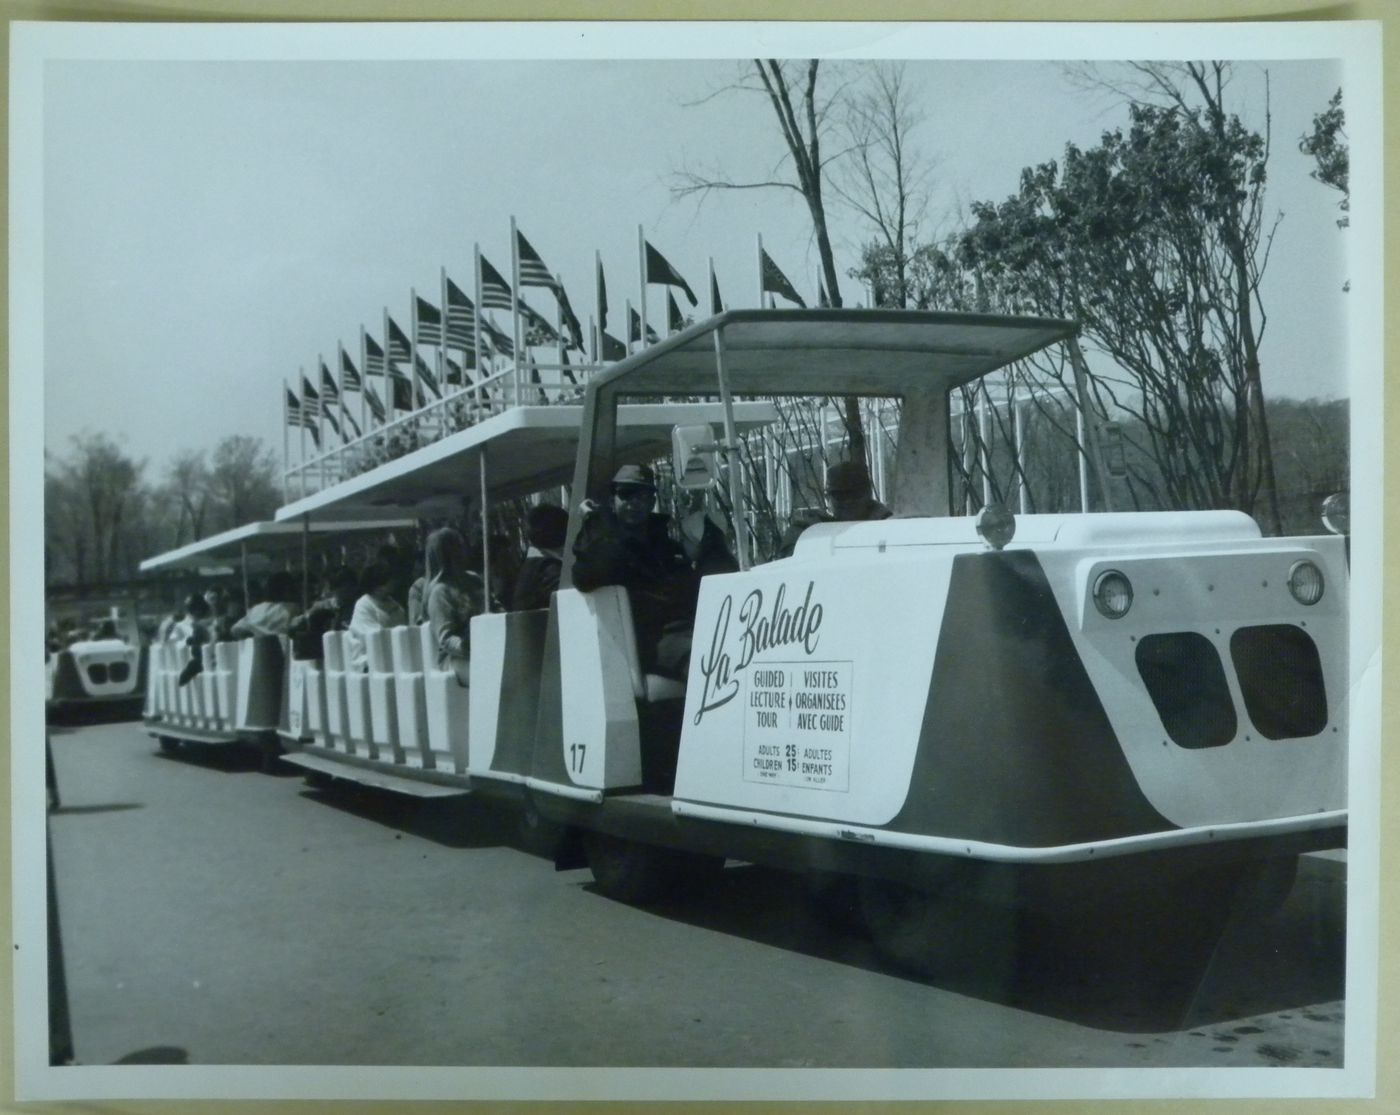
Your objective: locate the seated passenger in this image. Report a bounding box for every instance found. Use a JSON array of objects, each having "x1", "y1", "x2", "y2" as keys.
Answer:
[
  {"x1": 231, "y1": 571, "x2": 298, "y2": 638},
  {"x1": 288, "y1": 567, "x2": 358, "y2": 661},
  {"x1": 345, "y1": 560, "x2": 408, "y2": 673},
  {"x1": 174, "y1": 593, "x2": 214, "y2": 686},
  {"x1": 571, "y1": 464, "x2": 699, "y2": 682},
  {"x1": 425, "y1": 527, "x2": 486, "y2": 686},
  {"x1": 510, "y1": 503, "x2": 569, "y2": 611},
  {"x1": 777, "y1": 458, "x2": 892, "y2": 557}
]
